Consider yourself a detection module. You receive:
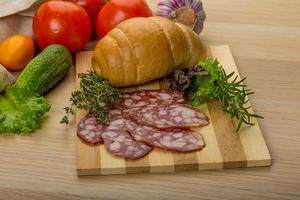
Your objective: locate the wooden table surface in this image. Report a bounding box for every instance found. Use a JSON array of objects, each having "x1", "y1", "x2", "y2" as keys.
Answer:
[{"x1": 0, "y1": 0, "x2": 299, "y2": 199}]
